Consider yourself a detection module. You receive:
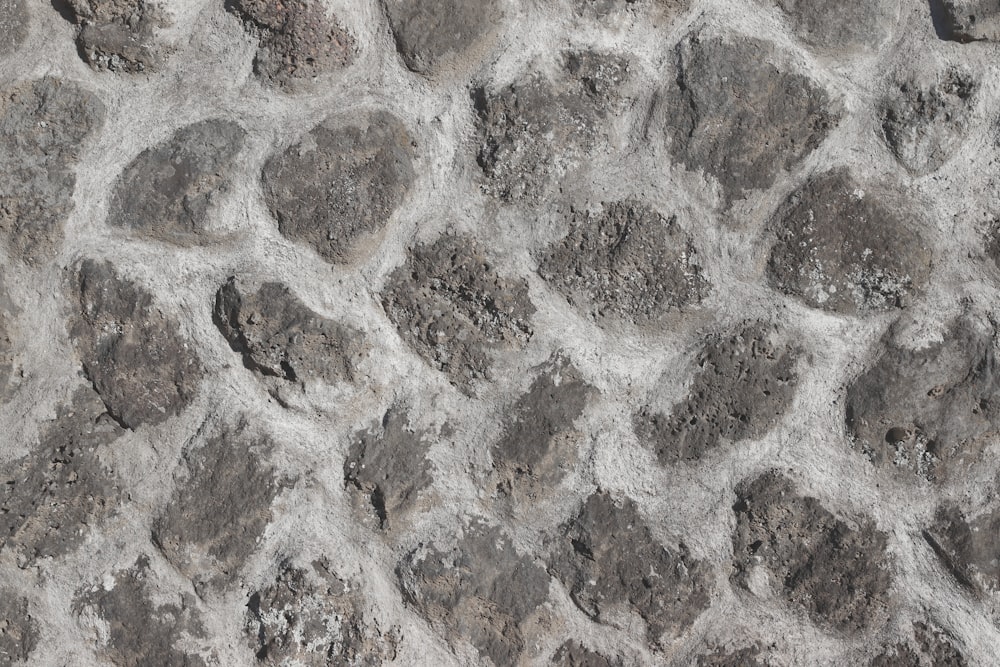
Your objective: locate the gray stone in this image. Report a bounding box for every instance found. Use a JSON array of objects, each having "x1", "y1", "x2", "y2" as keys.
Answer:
[
  {"x1": 732, "y1": 471, "x2": 893, "y2": 634},
  {"x1": 0, "y1": 0, "x2": 28, "y2": 55},
  {"x1": 107, "y1": 119, "x2": 247, "y2": 244},
  {"x1": 66, "y1": 0, "x2": 165, "y2": 72},
  {"x1": 0, "y1": 592, "x2": 39, "y2": 664},
  {"x1": 774, "y1": 0, "x2": 897, "y2": 52},
  {"x1": 227, "y1": 0, "x2": 354, "y2": 88},
  {"x1": 660, "y1": 34, "x2": 837, "y2": 204},
  {"x1": 766, "y1": 169, "x2": 932, "y2": 314},
  {"x1": 549, "y1": 491, "x2": 711, "y2": 642},
  {"x1": 0, "y1": 78, "x2": 105, "y2": 263},
  {"x1": 385, "y1": 0, "x2": 500, "y2": 74},
  {"x1": 924, "y1": 501, "x2": 1000, "y2": 595},
  {"x1": 933, "y1": 0, "x2": 1000, "y2": 41},
  {"x1": 0, "y1": 270, "x2": 17, "y2": 398},
  {"x1": 634, "y1": 323, "x2": 799, "y2": 464},
  {"x1": 696, "y1": 645, "x2": 768, "y2": 667},
  {"x1": 870, "y1": 621, "x2": 966, "y2": 666},
  {"x1": 537, "y1": 199, "x2": 708, "y2": 324},
  {"x1": 262, "y1": 111, "x2": 415, "y2": 264},
  {"x1": 381, "y1": 234, "x2": 535, "y2": 394},
  {"x1": 69, "y1": 259, "x2": 203, "y2": 430},
  {"x1": 396, "y1": 521, "x2": 549, "y2": 666},
  {"x1": 551, "y1": 640, "x2": 619, "y2": 666}
]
